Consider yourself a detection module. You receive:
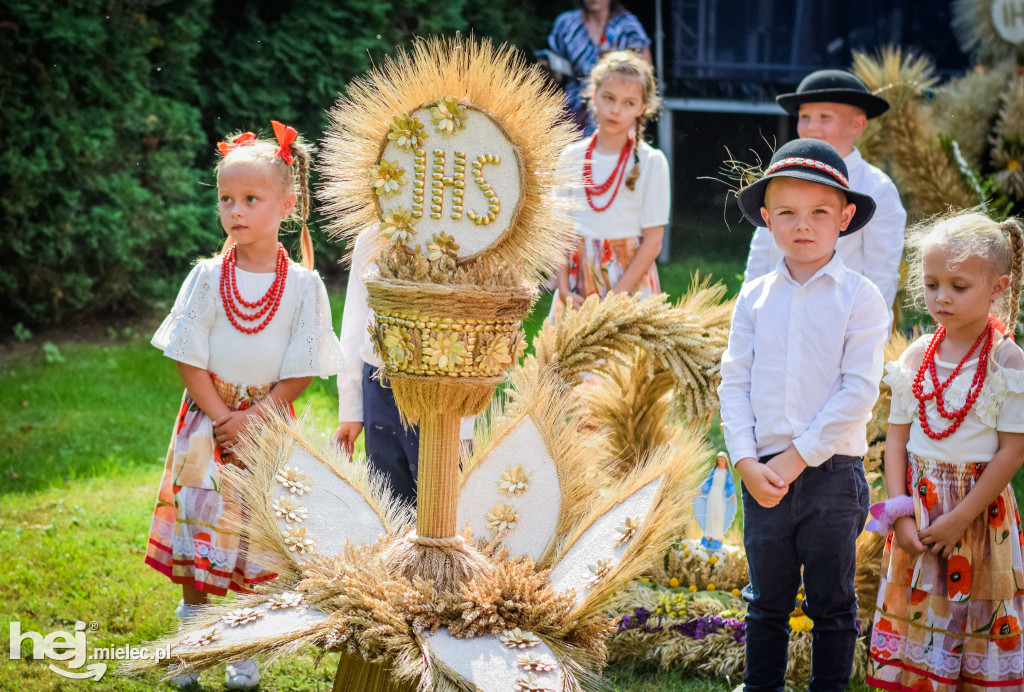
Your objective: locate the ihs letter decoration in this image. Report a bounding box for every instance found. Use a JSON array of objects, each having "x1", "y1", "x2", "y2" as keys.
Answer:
[{"x1": 372, "y1": 96, "x2": 524, "y2": 260}]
